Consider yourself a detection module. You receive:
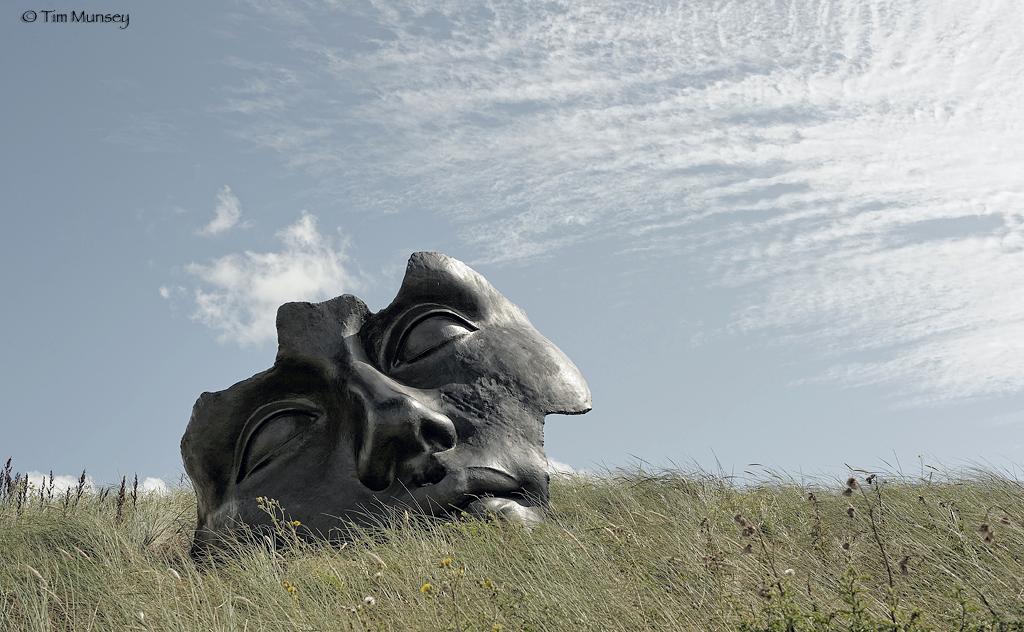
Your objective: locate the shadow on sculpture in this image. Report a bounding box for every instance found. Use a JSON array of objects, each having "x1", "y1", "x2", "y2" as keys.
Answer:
[{"x1": 181, "y1": 252, "x2": 591, "y2": 554}]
